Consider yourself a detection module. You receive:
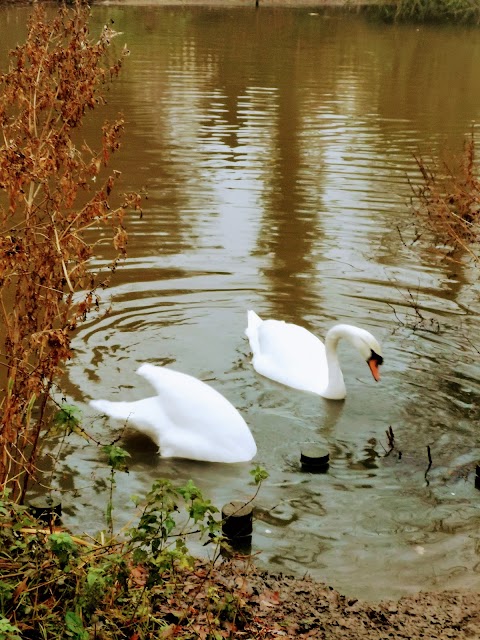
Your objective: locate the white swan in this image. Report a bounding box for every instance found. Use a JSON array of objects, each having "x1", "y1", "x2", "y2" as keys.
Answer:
[
  {"x1": 245, "y1": 310, "x2": 383, "y2": 400},
  {"x1": 90, "y1": 364, "x2": 257, "y2": 463}
]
